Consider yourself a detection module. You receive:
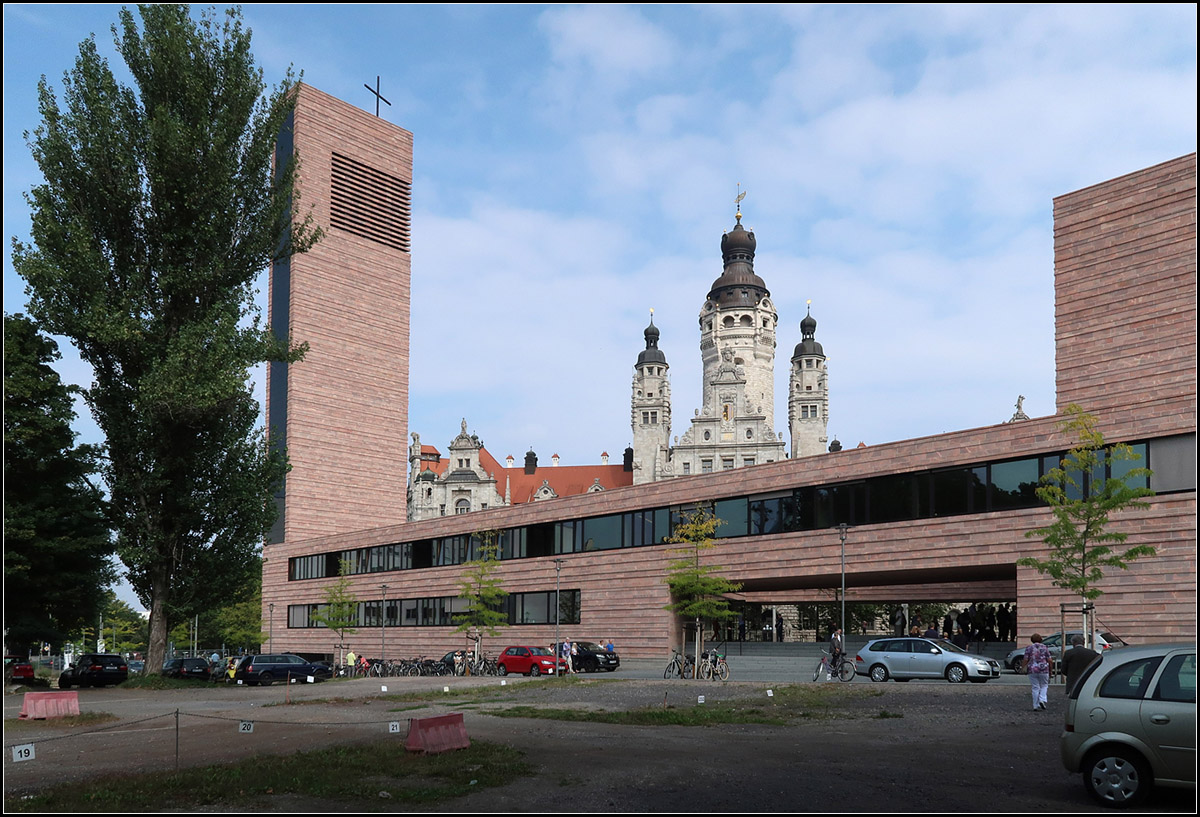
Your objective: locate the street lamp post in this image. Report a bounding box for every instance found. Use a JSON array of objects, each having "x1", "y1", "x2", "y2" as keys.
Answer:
[
  {"x1": 380, "y1": 584, "x2": 389, "y2": 661},
  {"x1": 553, "y1": 558, "x2": 565, "y2": 673},
  {"x1": 268, "y1": 603, "x2": 275, "y2": 652},
  {"x1": 837, "y1": 523, "x2": 850, "y2": 636}
]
